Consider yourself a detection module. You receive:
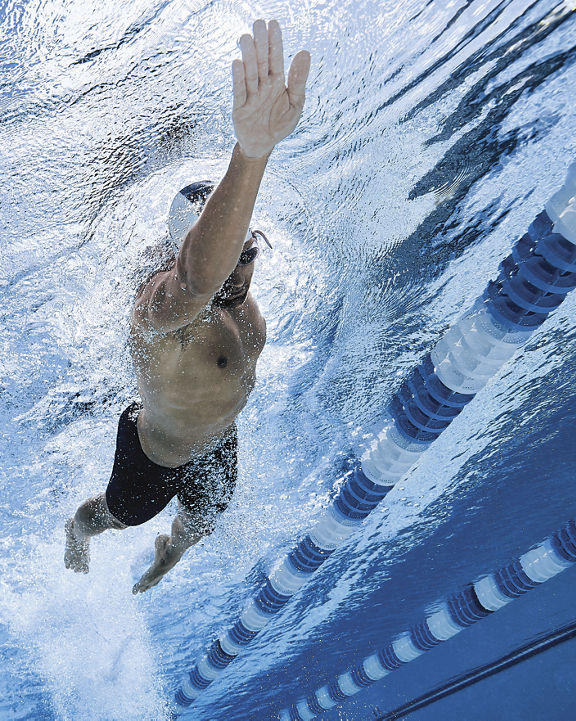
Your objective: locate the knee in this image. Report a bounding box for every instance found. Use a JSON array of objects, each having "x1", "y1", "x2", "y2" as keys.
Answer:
[
  {"x1": 73, "y1": 497, "x2": 99, "y2": 533},
  {"x1": 74, "y1": 494, "x2": 126, "y2": 534}
]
